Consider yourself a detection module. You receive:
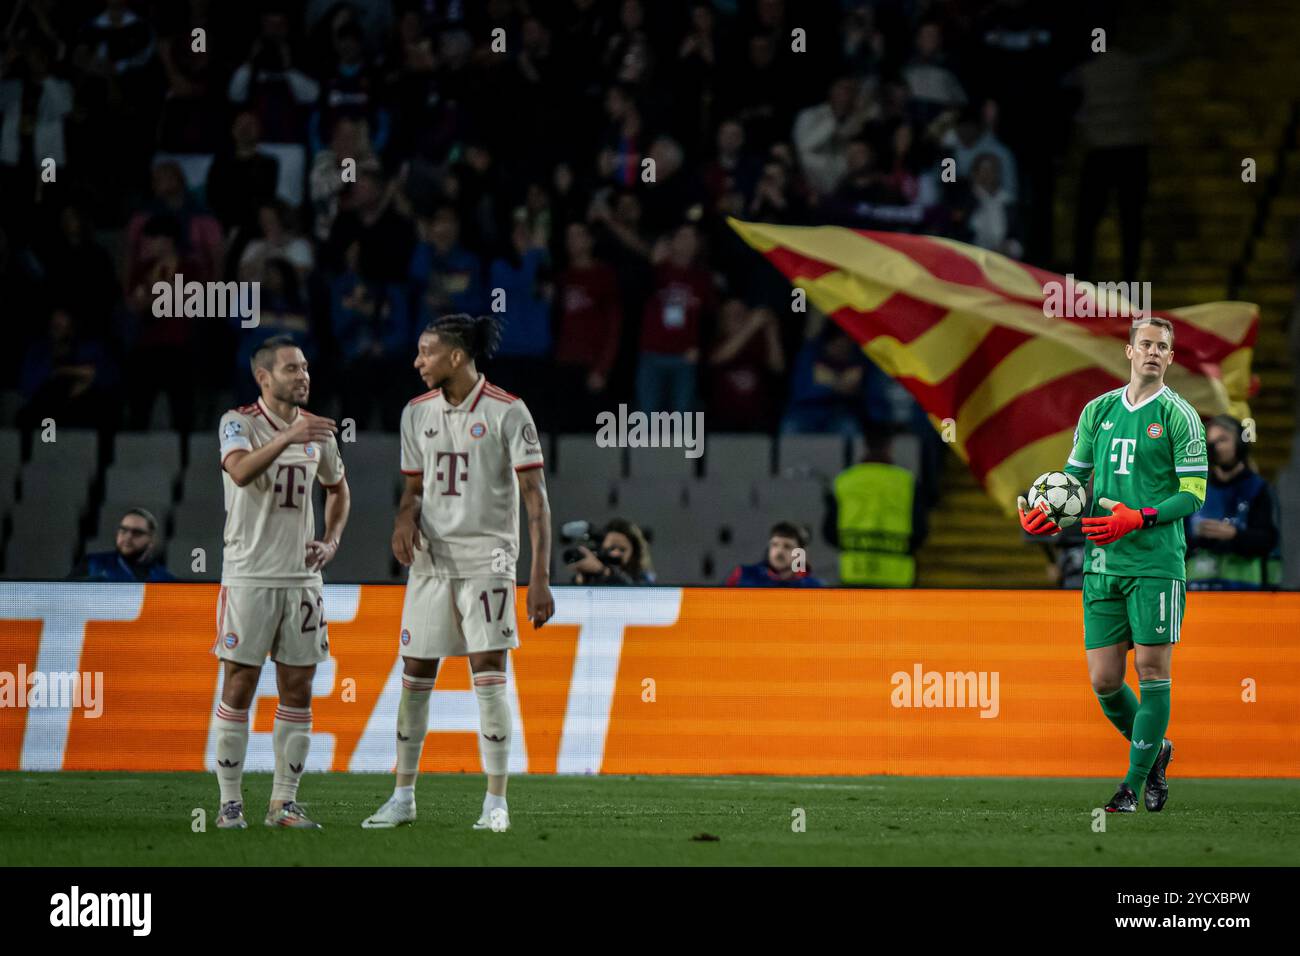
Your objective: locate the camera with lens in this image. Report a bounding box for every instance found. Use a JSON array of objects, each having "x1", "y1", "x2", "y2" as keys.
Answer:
[{"x1": 560, "y1": 520, "x2": 619, "y2": 567}]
